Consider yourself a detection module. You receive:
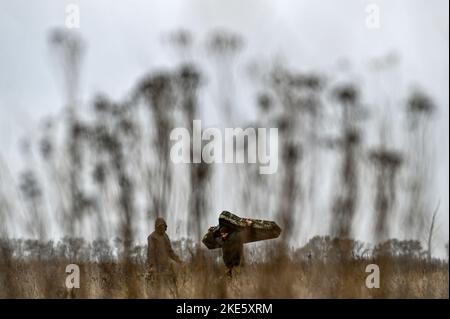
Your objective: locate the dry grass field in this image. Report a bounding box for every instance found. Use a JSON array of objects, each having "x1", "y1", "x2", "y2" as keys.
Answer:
[{"x1": 1, "y1": 240, "x2": 448, "y2": 298}]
